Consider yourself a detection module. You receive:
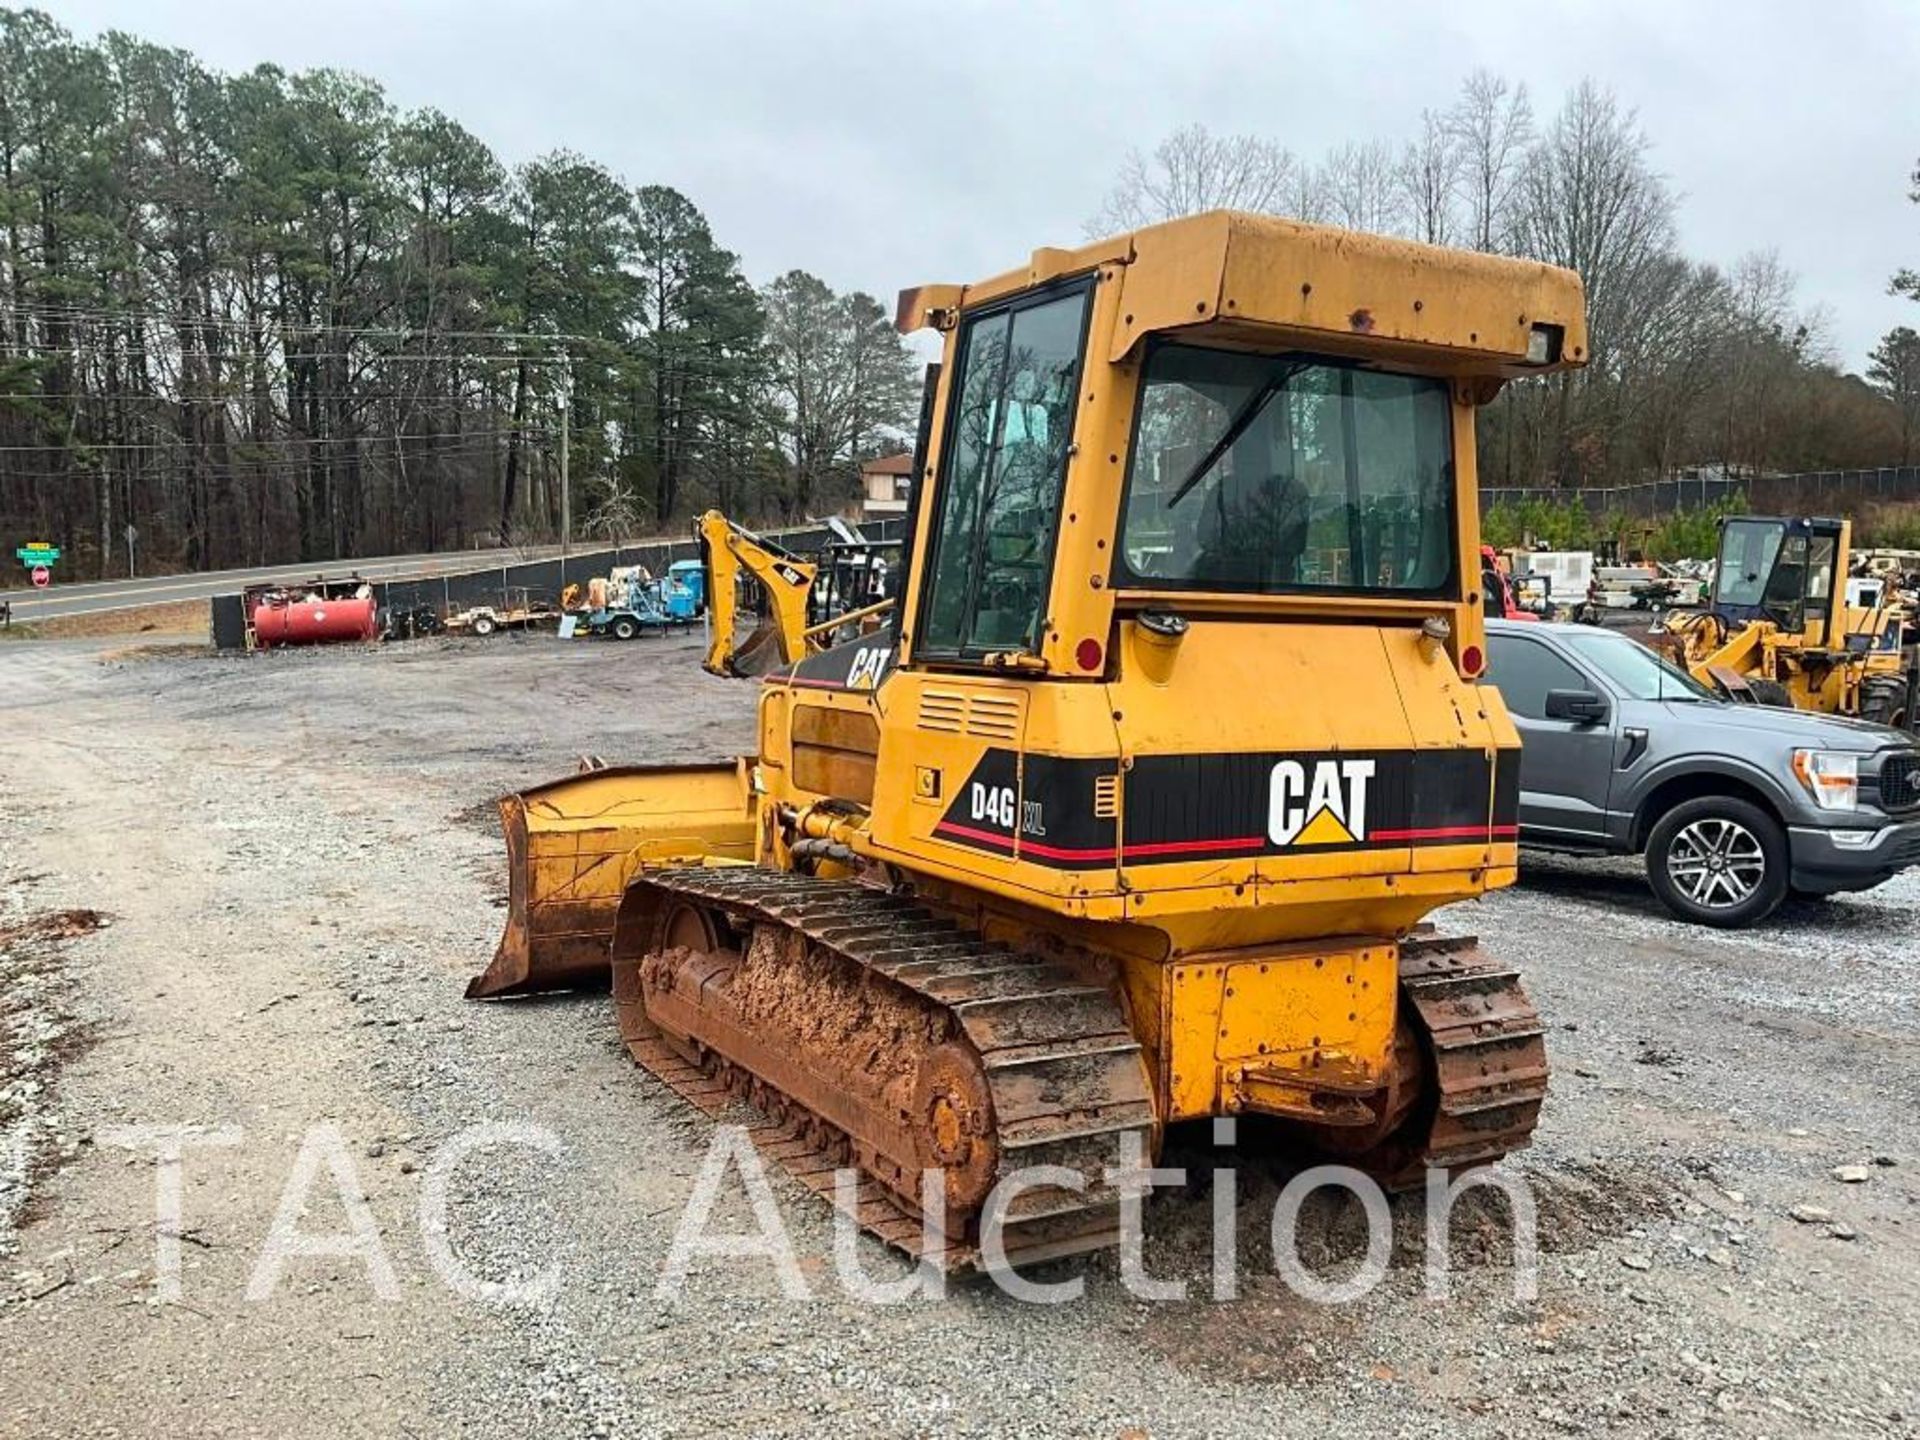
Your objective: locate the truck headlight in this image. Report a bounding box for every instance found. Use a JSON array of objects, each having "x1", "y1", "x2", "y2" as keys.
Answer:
[{"x1": 1791, "y1": 750, "x2": 1859, "y2": 812}]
